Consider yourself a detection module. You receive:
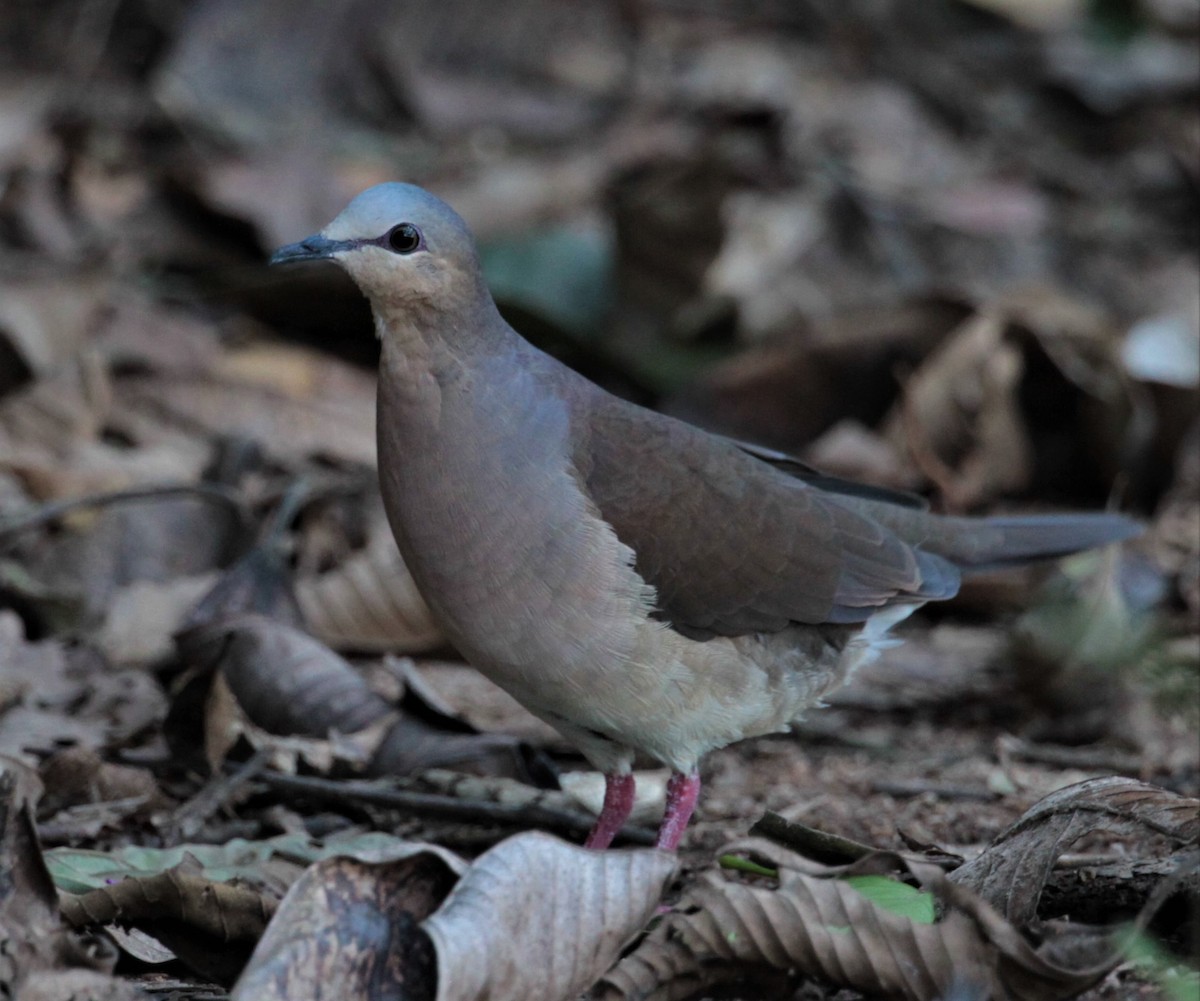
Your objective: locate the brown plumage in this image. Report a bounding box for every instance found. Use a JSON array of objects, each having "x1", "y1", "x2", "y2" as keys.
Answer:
[{"x1": 272, "y1": 183, "x2": 1141, "y2": 851}]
